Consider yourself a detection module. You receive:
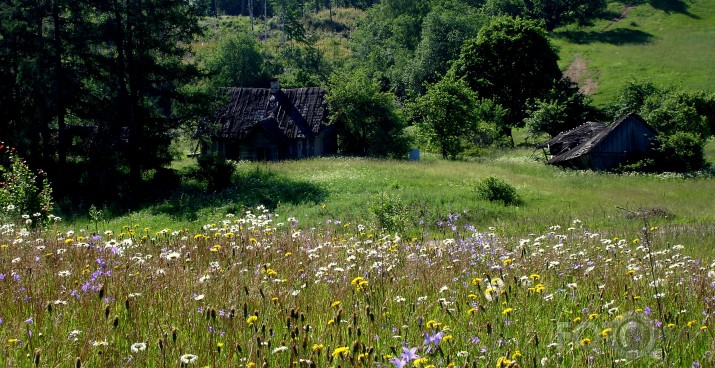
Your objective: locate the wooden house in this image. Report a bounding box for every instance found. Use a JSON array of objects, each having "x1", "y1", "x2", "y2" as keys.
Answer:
[
  {"x1": 199, "y1": 81, "x2": 337, "y2": 161},
  {"x1": 541, "y1": 113, "x2": 657, "y2": 170}
]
